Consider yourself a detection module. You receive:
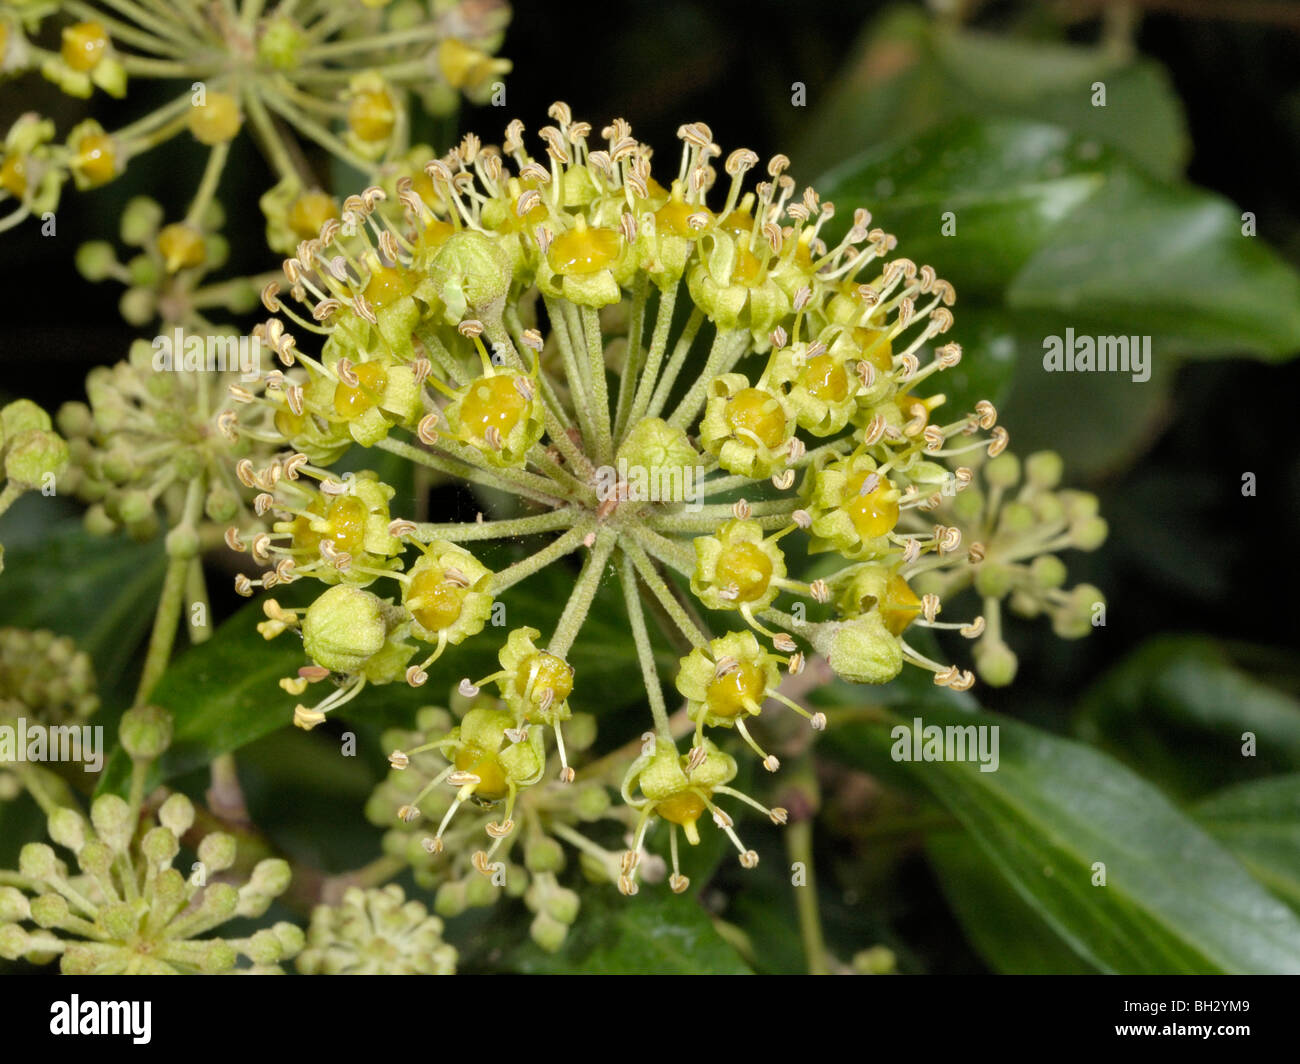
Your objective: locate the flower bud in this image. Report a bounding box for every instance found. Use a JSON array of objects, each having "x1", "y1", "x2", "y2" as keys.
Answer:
[
  {"x1": 574, "y1": 782, "x2": 611, "y2": 821},
  {"x1": 246, "y1": 858, "x2": 292, "y2": 900},
  {"x1": 529, "y1": 911, "x2": 568, "y2": 953},
  {"x1": 246, "y1": 927, "x2": 286, "y2": 964},
  {"x1": 973, "y1": 638, "x2": 1018, "y2": 687},
  {"x1": 614, "y1": 418, "x2": 701, "y2": 503},
  {"x1": 973, "y1": 563, "x2": 1013, "y2": 599},
  {"x1": 0, "y1": 925, "x2": 30, "y2": 961},
  {"x1": 197, "y1": 832, "x2": 237, "y2": 873},
  {"x1": 984, "y1": 453, "x2": 1020, "y2": 489},
  {"x1": 0, "y1": 887, "x2": 30, "y2": 922},
  {"x1": 118, "y1": 703, "x2": 173, "y2": 761},
  {"x1": 89, "y1": 794, "x2": 134, "y2": 851},
  {"x1": 1024, "y1": 450, "x2": 1064, "y2": 490},
  {"x1": 257, "y1": 14, "x2": 306, "y2": 70},
  {"x1": 1058, "y1": 490, "x2": 1099, "y2": 522},
  {"x1": 3, "y1": 424, "x2": 67, "y2": 486},
  {"x1": 55, "y1": 401, "x2": 94, "y2": 439},
  {"x1": 427, "y1": 230, "x2": 512, "y2": 321},
  {"x1": 113, "y1": 488, "x2": 153, "y2": 525},
  {"x1": 999, "y1": 501, "x2": 1036, "y2": 535},
  {"x1": 29, "y1": 893, "x2": 70, "y2": 928},
  {"x1": 157, "y1": 792, "x2": 194, "y2": 836},
  {"x1": 565, "y1": 712, "x2": 598, "y2": 752},
  {"x1": 812, "y1": 613, "x2": 903, "y2": 685},
  {"x1": 119, "y1": 287, "x2": 155, "y2": 326},
  {"x1": 464, "y1": 873, "x2": 499, "y2": 908},
  {"x1": 1072, "y1": 516, "x2": 1109, "y2": 551},
  {"x1": 301, "y1": 585, "x2": 388, "y2": 674},
  {"x1": 75, "y1": 240, "x2": 117, "y2": 282},
  {"x1": 18, "y1": 843, "x2": 60, "y2": 880},
  {"x1": 140, "y1": 826, "x2": 179, "y2": 866},
  {"x1": 120, "y1": 196, "x2": 163, "y2": 245},
  {"x1": 76, "y1": 840, "x2": 114, "y2": 878},
  {"x1": 524, "y1": 836, "x2": 565, "y2": 874},
  {"x1": 434, "y1": 880, "x2": 469, "y2": 919},
  {"x1": 46, "y1": 808, "x2": 86, "y2": 853},
  {"x1": 1031, "y1": 492, "x2": 1064, "y2": 524},
  {"x1": 199, "y1": 940, "x2": 238, "y2": 973},
  {"x1": 1030, "y1": 554, "x2": 1067, "y2": 590},
  {"x1": 543, "y1": 885, "x2": 580, "y2": 925}
]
